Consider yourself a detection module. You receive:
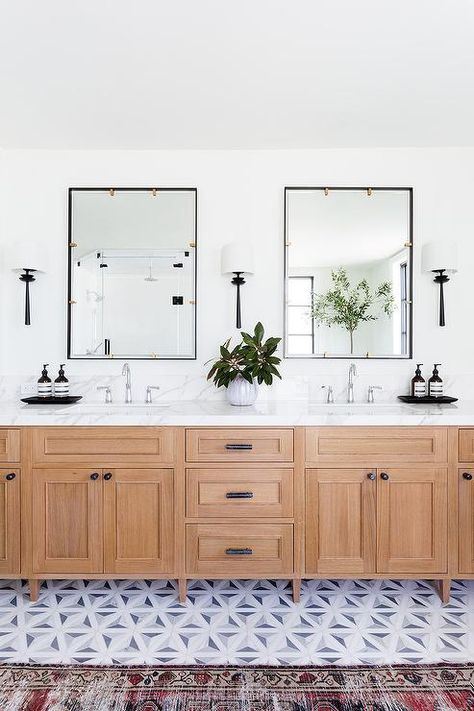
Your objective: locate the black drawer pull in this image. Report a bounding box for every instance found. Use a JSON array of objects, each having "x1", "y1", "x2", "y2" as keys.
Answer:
[
  {"x1": 103, "y1": 472, "x2": 113, "y2": 481},
  {"x1": 5, "y1": 473, "x2": 16, "y2": 481},
  {"x1": 225, "y1": 443, "x2": 253, "y2": 450},
  {"x1": 225, "y1": 547, "x2": 253, "y2": 556},
  {"x1": 463, "y1": 472, "x2": 473, "y2": 481},
  {"x1": 90, "y1": 472, "x2": 100, "y2": 480},
  {"x1": 226, "y1": 492, "x2": 254, "y2": 499}
]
